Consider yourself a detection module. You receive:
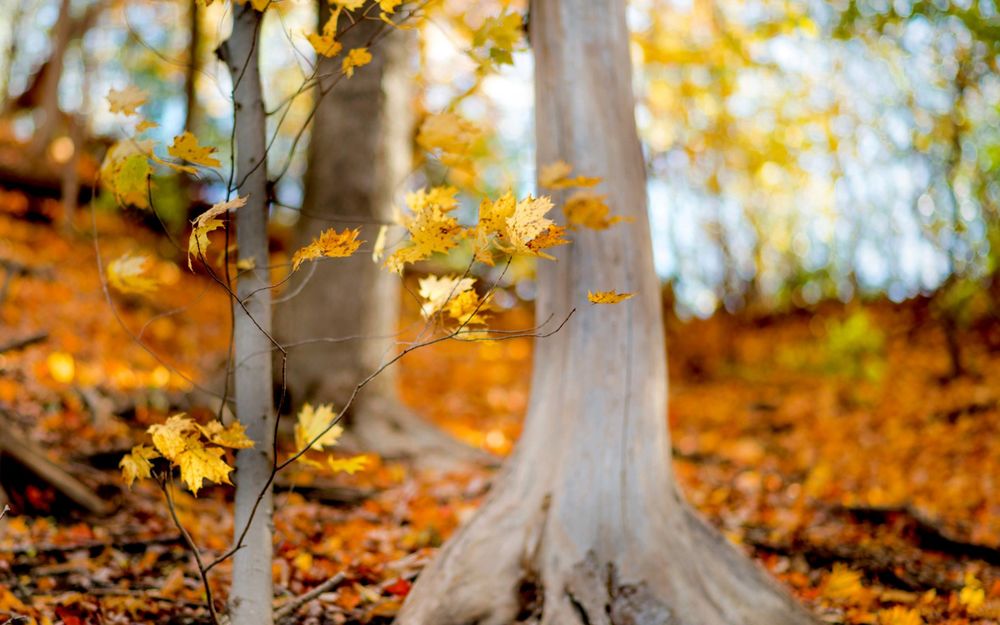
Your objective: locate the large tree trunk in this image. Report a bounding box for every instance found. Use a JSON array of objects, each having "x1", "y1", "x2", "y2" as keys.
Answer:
[
  {"x1": 395, "y1": 1, "x2": 818, "y2": 624},
  {"x1": 222, "y1": 5, "x2": 275, "y2": 625},
  {"x1": 275, "y1": 3, "x2": 491, "y2": 466}
]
